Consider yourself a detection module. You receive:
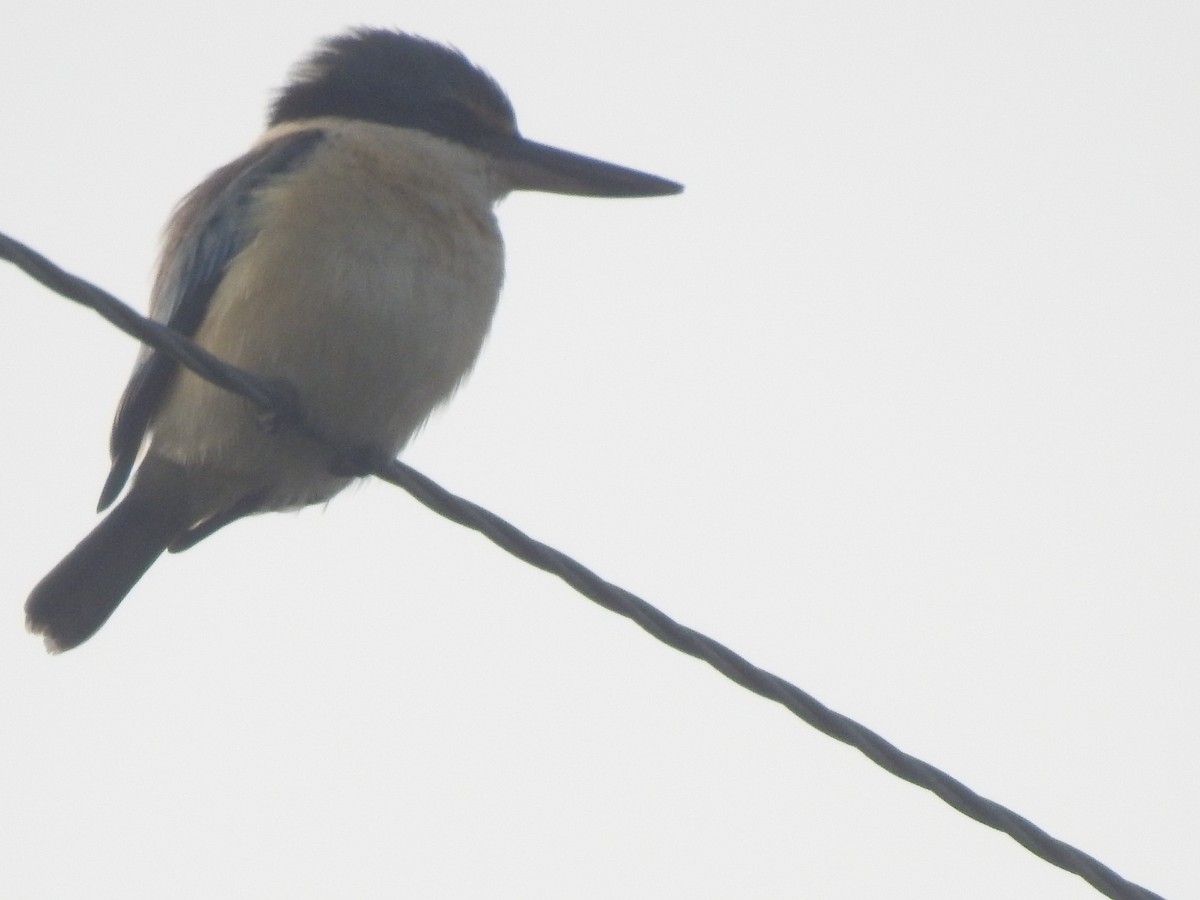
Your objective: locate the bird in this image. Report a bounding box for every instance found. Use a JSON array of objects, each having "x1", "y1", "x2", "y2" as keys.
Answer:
[{"x1": 25, "y1": 28, "x2": 681, "y2": 652}]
